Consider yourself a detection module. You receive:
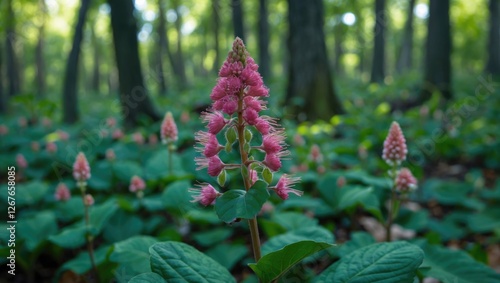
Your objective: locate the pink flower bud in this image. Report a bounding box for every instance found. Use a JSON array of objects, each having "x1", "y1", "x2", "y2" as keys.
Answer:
[
  {"x1": 129, "y1": 175, "x2": 146, "y2": 192},
  {"x1": 309, "y1": 144, "x2": 323, "y2": 163},
  {"x1": 190, "y1": 184, "x2": 220, "y2": 206},
  {"x1": 181, "y1": 111, "x2": 190, "y2": 124},
  {"x1": 112, "y1": 129, "x2": 124, "y2": 140},
  {"x1": 106, "y1": 117, "x2": 117, "y2": 128},
  {"x1": 55, "y1": 183, "x2": 71, "y2": 201},
  {"x1": 73, "y1": 152, "x2": 91, "y2": 182},
  {"x1": 58, "y1": 130, "x2": 70, "y2": 141},
  {"x1": 274, "y1": 174, "x2": 302, "y2": 200},
  {"x1": 18, "y1": 117, "x2": 27, "y2": 127},
  {"x1": 161, "y1": 112, "x2": 178, "y2": 144},
  {"x1": 395, "y1": 168, "x2": 417, "y2": 192},
  {"x1": 243, "y1": 108, "x2": 259, "y2": 125},
  {"x1": 337, "y1": 176, "x2": 346, "y2": 188},
  {"x1": 133, "y1": 132, "x2": 144, "y2": 145},
  {"x1": 293, "y1": 134, "x2": 305, "y2": 146},
  {"x1": 84, "y1": 194, "x2": 94, "y2": 206},
  {"x1": 264, "y1": 151, "x2": 289, "y2": 172},
  {"x1": 16, "y1": 154, "x2": 28, "y2": 168},
  {"x1": 202, "y1": 111, "x2": 227, "y2": 135},
  {"x1": 246, "y1": 86, "x2": 269, "y2": 97},
  {"x1": 106, "y1": 149, "x2": 116, "y2": 161},
  {"x1": 195, "y1": 131, "x2": 222, "y2": 158},
  {"x1": 148, "y1": 133, "x2": 158, "y2": 145},
  {"x1": 261, "y1": 132, "x2": 286, "y2": 154},
  {"x1": 244, "y1": 96, "x2": 265, "y2": 112},
  {"x1": 196, "y1": 156, "x2": 225, "y2": 177},
  {"x1": 0, "y1": 125, "x2": 8, "y2": 135},
  {"x1": 250, "y1": 169, "x2": 258, "y2": 186},
  {"x1": 31, "y1": 141, "x2": 40, "y2": 152},
  {"x1": 382, "y1": 122, "x2": 408, "y2": 166},
  {"x1": 46, "y1": 142, "x2": 57, "y2": 154}
]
